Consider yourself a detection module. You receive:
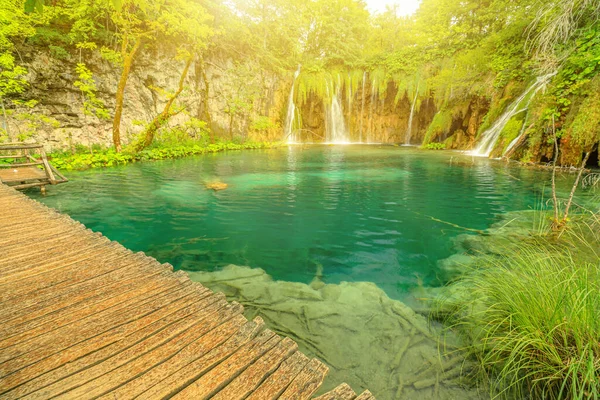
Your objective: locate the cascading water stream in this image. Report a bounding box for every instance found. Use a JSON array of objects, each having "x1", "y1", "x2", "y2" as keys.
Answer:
[
  {"x1": 325, "y1": 76, "x2": 350, "y2": 143},
  {"x1": 368, "y1": 78, "x2": 377, "y2": 143},
  {"x1": 472, "y1": 72, "x2": 556, "y2": 157},
  {"x1": 405, "y1": 82, "x2": 419, "y2": 145},
  {"x1": 360, "y1": 72, "x2": 366, "y2": 143},
  {"x1": 284, "y1": 66, "x2": 301, "y2": 144}
]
